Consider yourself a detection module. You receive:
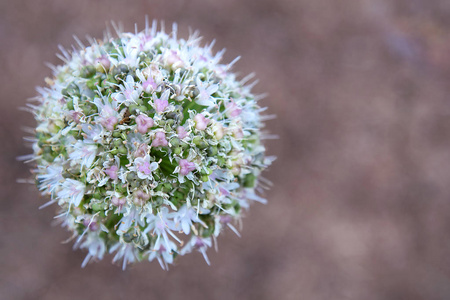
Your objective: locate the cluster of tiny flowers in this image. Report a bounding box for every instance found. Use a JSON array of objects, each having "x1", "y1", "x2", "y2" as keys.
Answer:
[{"x1": 26, "y1": 21, "x2": 273, "y2": 269}]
